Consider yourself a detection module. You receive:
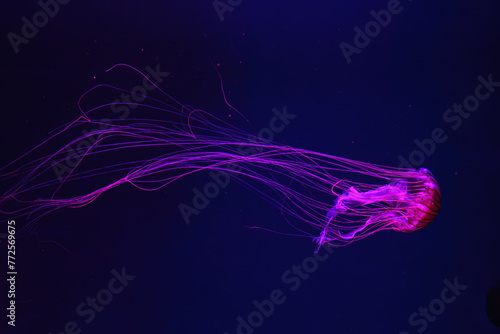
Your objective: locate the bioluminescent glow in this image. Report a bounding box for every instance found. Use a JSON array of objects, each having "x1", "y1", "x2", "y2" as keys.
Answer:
[{"x1": 0, "y1": 64, "x2": 441, "y2": 249}]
